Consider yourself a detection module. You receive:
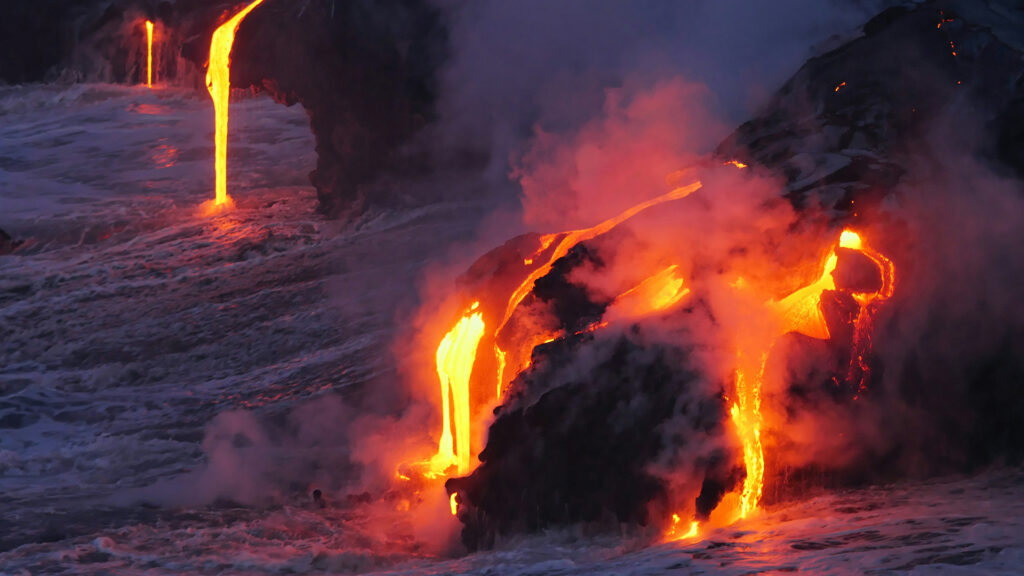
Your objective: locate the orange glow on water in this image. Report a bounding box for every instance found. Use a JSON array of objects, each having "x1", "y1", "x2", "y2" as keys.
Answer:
[
  {"x1": 666, "y1": 514, "x2": 700, "y2": 541},
  {"x1": 206, "y1": 0, "x2": 265, "y2": 209},
  {"x1": 145, "y1": 20, "x2": 154, "y2": 87}
]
